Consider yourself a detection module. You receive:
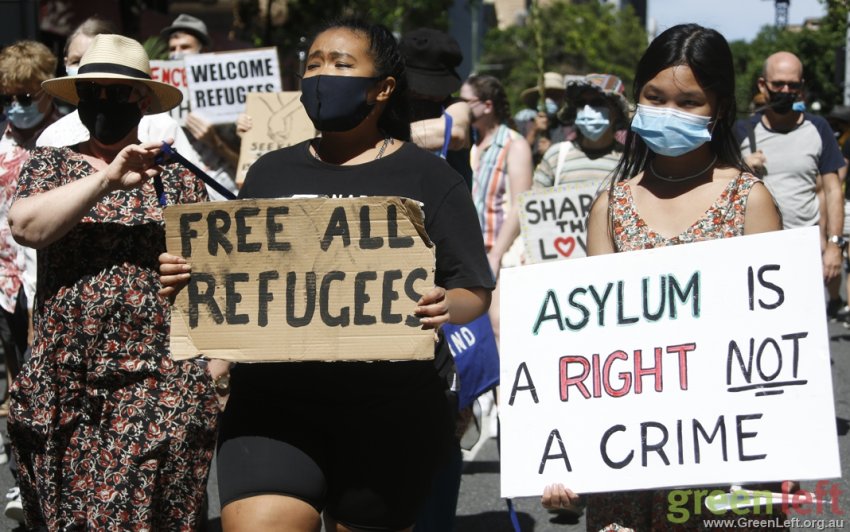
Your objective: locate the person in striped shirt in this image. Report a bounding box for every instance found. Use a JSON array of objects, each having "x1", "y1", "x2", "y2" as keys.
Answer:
[{"x1": 532, "y1": 74, "x2": 630, "y2": 192}]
